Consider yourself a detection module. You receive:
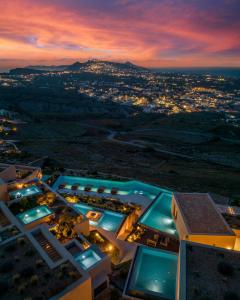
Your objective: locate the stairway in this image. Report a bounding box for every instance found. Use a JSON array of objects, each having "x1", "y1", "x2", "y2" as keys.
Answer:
[{"x1": 33, "y1": 231, "x2": 62, "y2": 262}]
